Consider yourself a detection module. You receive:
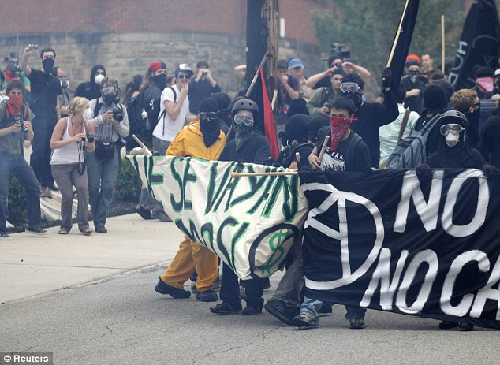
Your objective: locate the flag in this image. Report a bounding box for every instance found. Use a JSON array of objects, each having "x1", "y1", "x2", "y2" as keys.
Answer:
[
  {"x1": 449, "y1": 0, "x2": 500, "y2": 90},
  {"x1": 259, "y1": 66, "x2": 279, "y2": 159},
  {"x1": 387, "y1": 0, "x2": 421, "y2": 92}
]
